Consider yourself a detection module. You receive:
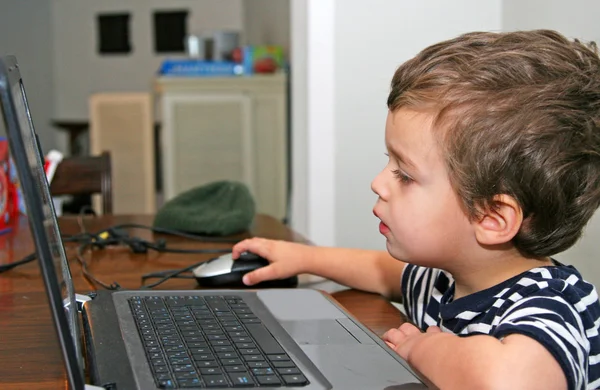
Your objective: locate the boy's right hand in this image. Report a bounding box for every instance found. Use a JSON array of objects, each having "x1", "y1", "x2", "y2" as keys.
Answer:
[{"x1": 231, "y1": 238, "x2": 314, "y2": 286}]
